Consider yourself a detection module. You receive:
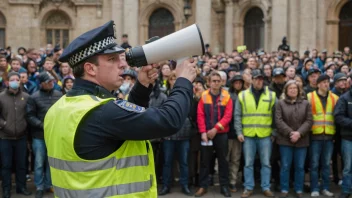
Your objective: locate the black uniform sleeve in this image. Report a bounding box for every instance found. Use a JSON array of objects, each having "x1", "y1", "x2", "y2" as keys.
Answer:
[
  {"x1": 83, "y1": 77, "x2": 193, "y2": 140},
  {"x1": 127, "y1": 80, "x2": 153, "y2": 108}
]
